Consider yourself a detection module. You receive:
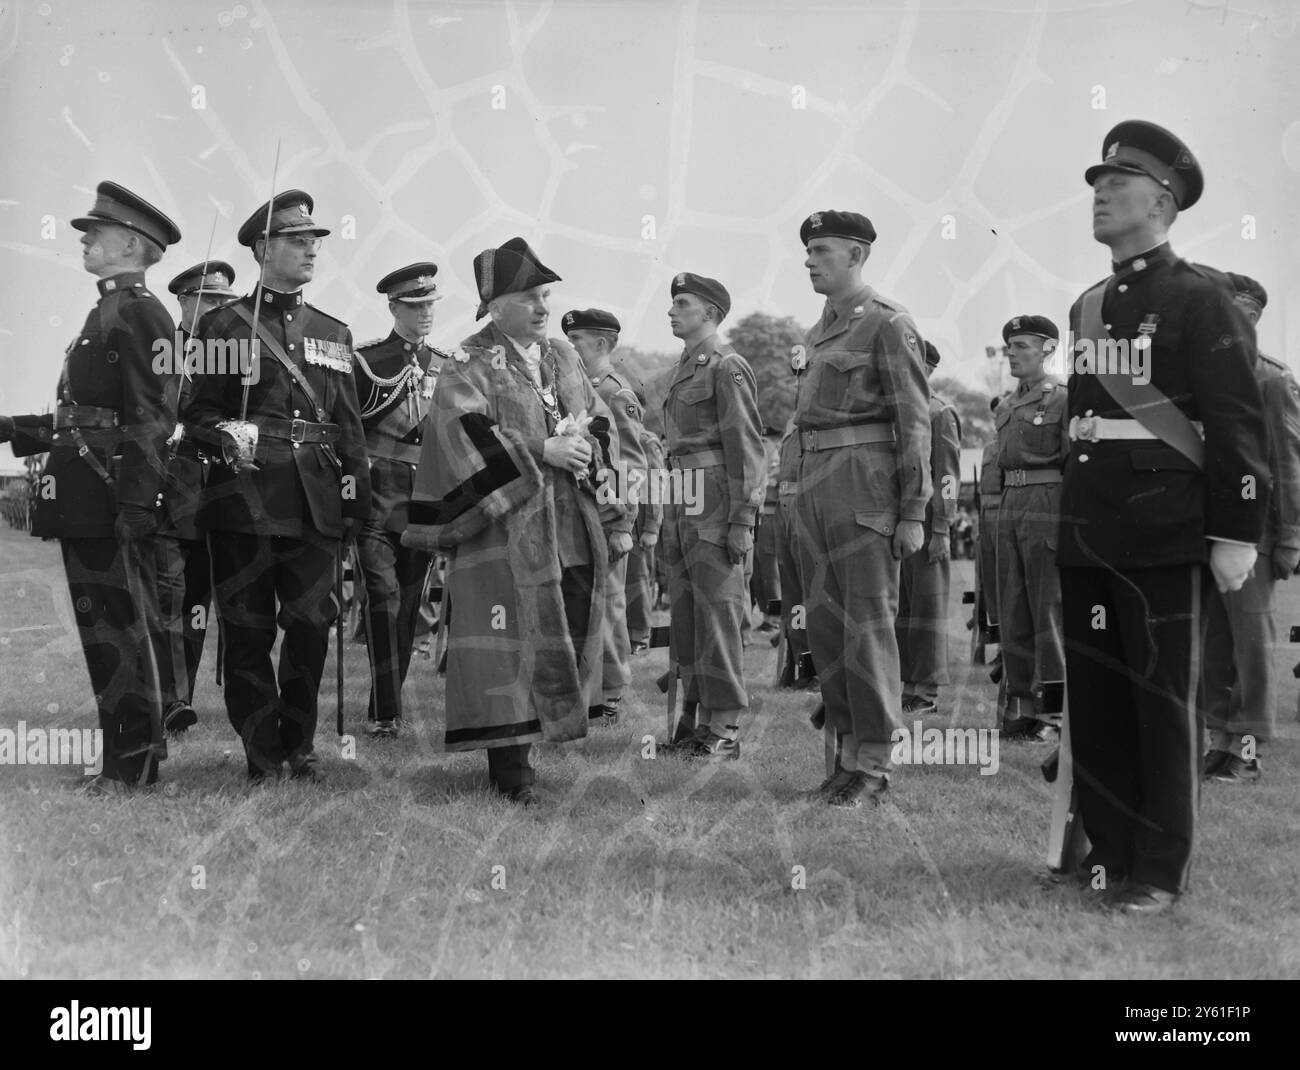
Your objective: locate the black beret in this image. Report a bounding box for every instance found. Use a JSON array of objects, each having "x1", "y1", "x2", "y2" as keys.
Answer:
[
  {"x1": 473, "y1": 237, "x2": 561, "y2": 320},
  {"x1": 800, "y1": 209, "x2": 876, "y2": 247},
  {"x1": 168, "y1": 260, "x2": 237, "y2": 296},
  {"x1": 1002, "y1": 315, "x2": 1060, "y2": 343},
  {"x1": 670, "y1": 272, "x2": 731, "y2": 317},
  {"x1": 923, "y1": 340, "x2": 940, "y2": 367},
  {"x1": 1084, "y1": 120, "x2": 1203, "y2": 210},
  {"x1": 1226, "y1": 272, "x2": 1267, "y2": 311},
  {"x1": 377, "y1": 262, "x2": 441, "y2": 303},
  {"x1": 237, "y1": 189, "x2": 330, "y2": 247},
  {"x1": 71, "y1": 180, "x2": 181, "y2": 250},
  {"x1": 562, "y1": 308, "x2": 621, "y2": 334}
]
